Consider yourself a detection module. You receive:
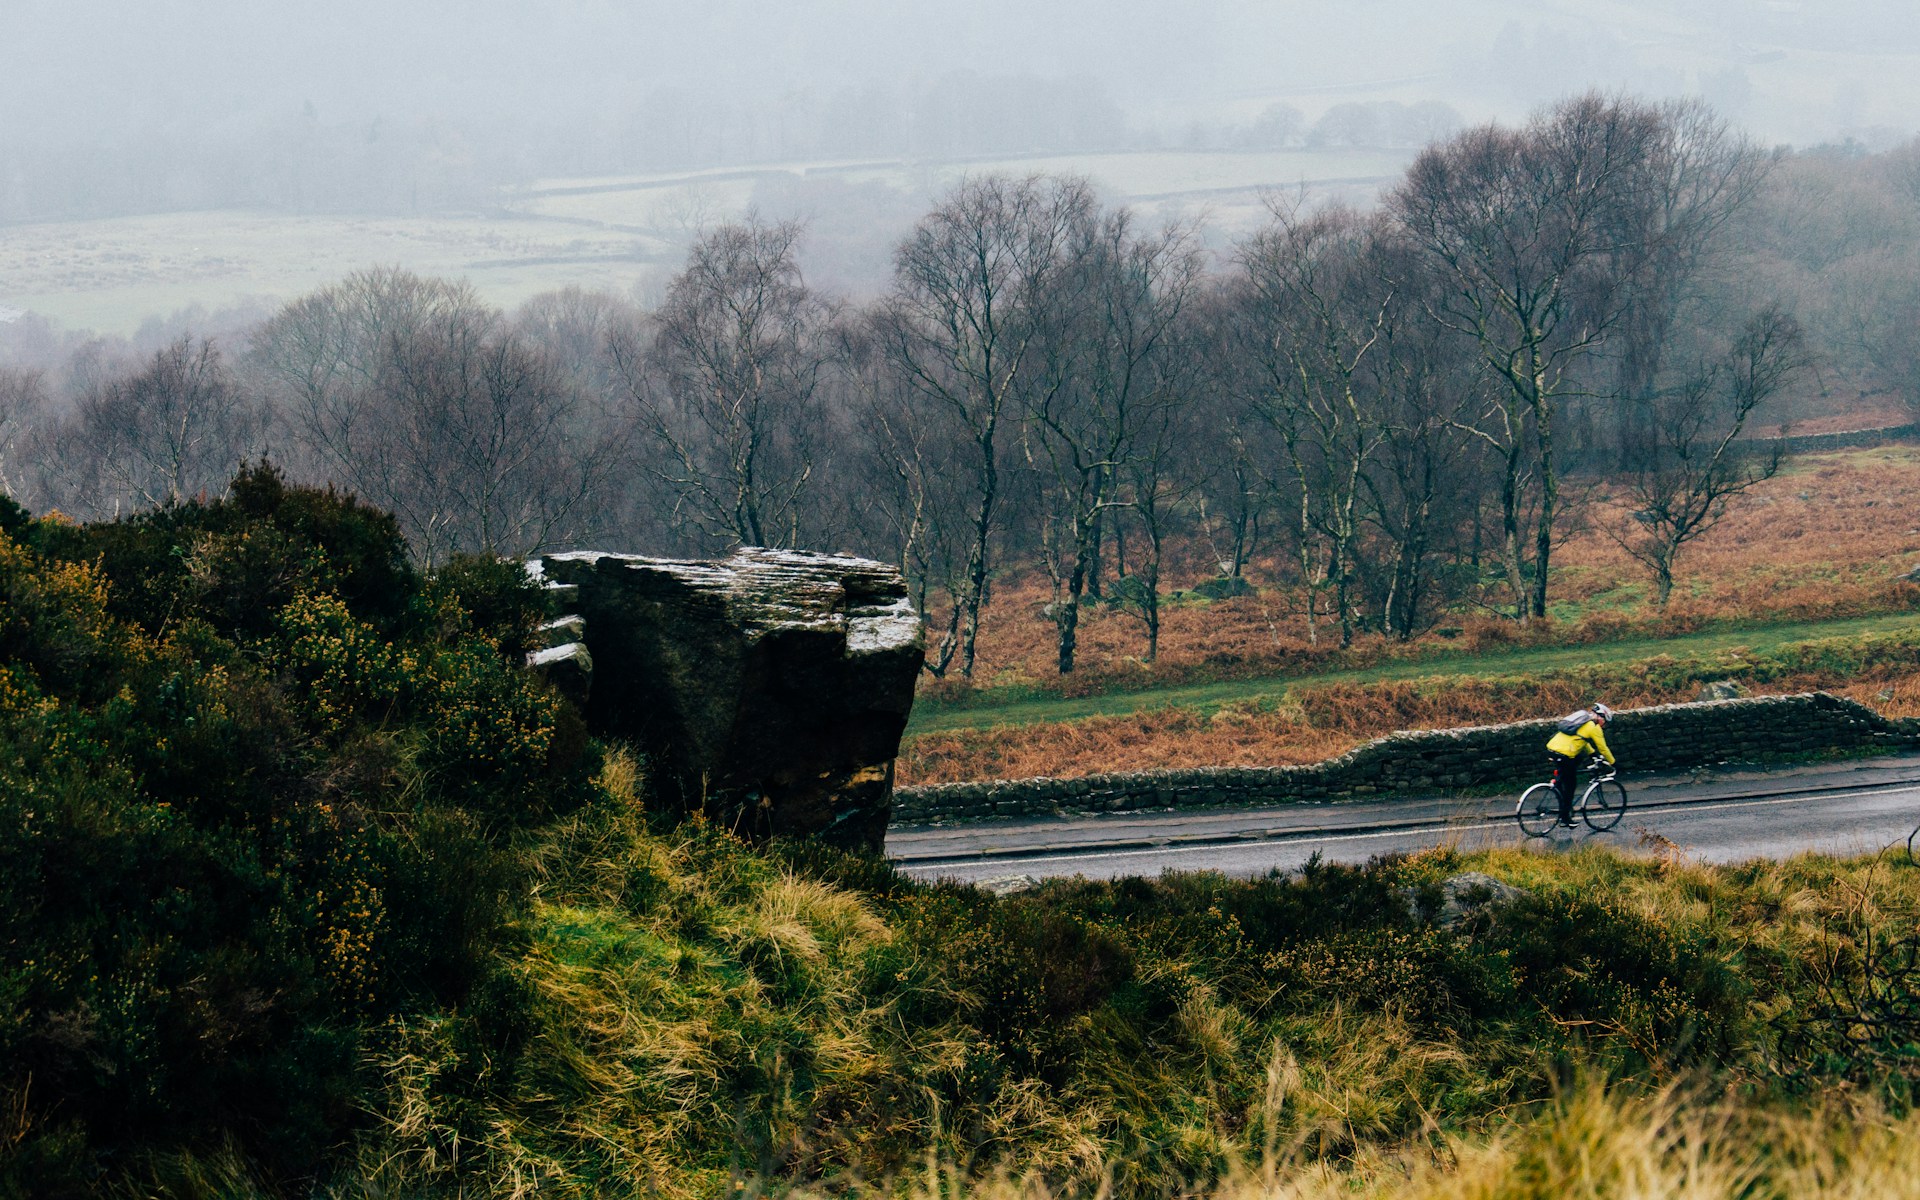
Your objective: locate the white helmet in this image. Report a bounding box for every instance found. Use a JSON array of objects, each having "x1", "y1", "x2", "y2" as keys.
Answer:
[{"x1": 1591, "y1": 702, "x2": 1613, "y2": 721}]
